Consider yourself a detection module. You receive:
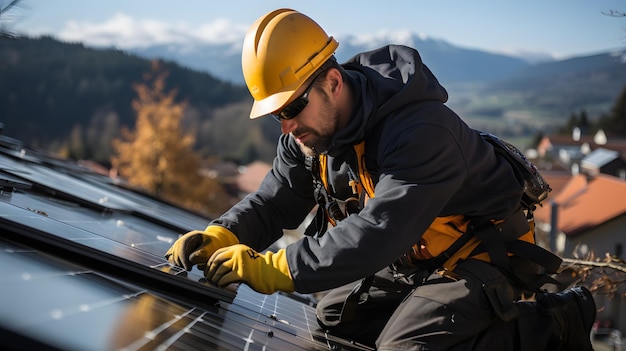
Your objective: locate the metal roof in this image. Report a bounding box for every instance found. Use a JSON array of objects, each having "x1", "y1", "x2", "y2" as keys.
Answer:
[
  {"x1": 580, "y1": 147, "x2": 620, "y2": 169},
  {"x1": 0, "y1": 135, "x2": 371, "y2": 351}
]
